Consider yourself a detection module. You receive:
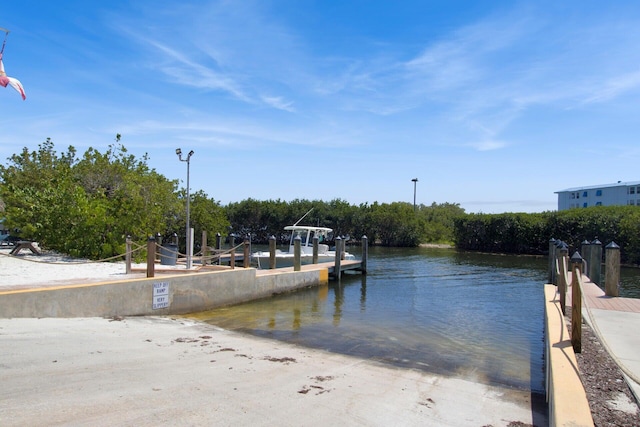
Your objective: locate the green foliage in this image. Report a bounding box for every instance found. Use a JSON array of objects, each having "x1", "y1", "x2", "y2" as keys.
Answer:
[
  {"x1": 370, "y1": 202, "x2": 422, "y2": 246},
  {"x1": 417, "y1": 202, "x2": 465, "y2": 243},
  {"x1": 224, "y1": 199, "x2": 464, "y2": 247},
  {"x1": 170, "y1": 190, "x2": 230, "y2": 253},
  {"x1": 0, "y1": 138, "x2": 229, "y2": 260},
  {"x1": 453, "y1": 206, "x2": 640, "y2": 264}
]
